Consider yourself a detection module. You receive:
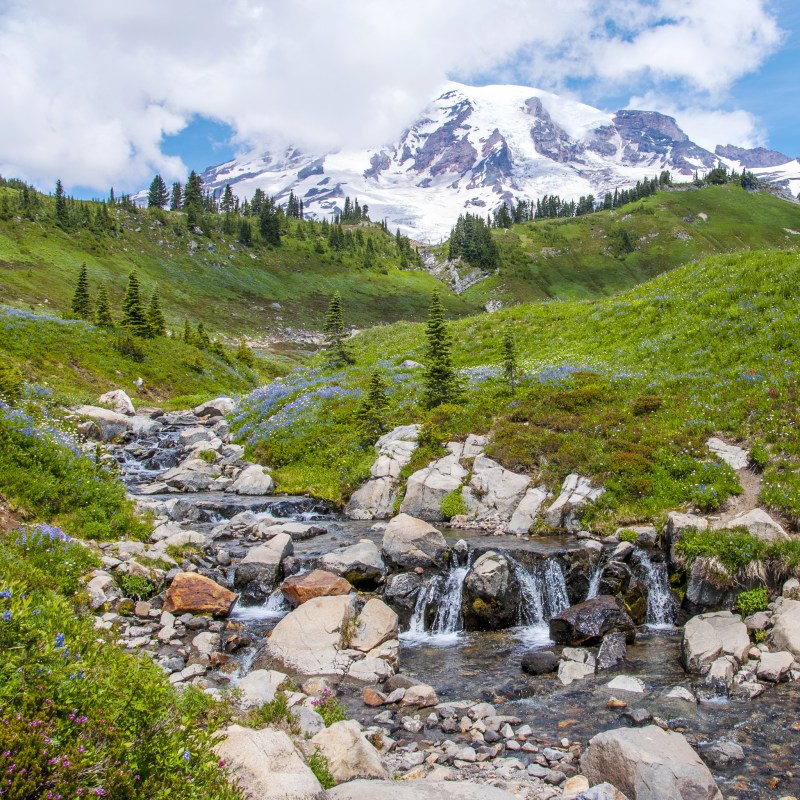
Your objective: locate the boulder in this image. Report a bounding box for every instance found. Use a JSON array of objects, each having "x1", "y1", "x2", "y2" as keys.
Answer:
[
  {"x1": 381, "y1": 514, "x2": 447, "y2": 569},
  {"x1": 179, "y1": 426, "x2": 216, "y2": 448},
  {"x1": 717, "y1": 508, "x2": 789, "y2": 542},
  {"x1": 521, "y1": 650, "x2": 560, "y2": 675},
  {"x1": 597, "y1": 632, "x2": 627, "y2": 671},
  {"x1": 581, "y1": 726, "x2": 722, "y2": 800},
  {"x1": 681, "y1": 611, "x2": 749, "y2": 674},
  {"x1": 228, "y1": 465, "x2": 275, "y2": 496},
  {"x1": 236, "y1": 669, "x2": 289, "y2": 708},
  {"x1": 545, "y1": 474, "x2": 604, "y2": 531},
  {"x1": 558, "y1": 660, "x2": 595, "y2": 686},
  {"x1": 701, "y1": 740, "x2": 745, "y2": 767},
  {"x1": 98, "y1": 389, "x2": 135, "y2": 416},
  {"x1": 309, "y1": 719, "x2": 388, "y2": 782},
  {"x1": 214, "y1": 725, "x2": 323, "y2": 800},
  {"x1": 382, "y1": 572, "x2": 422, "y2": 615},
  {"x1": 350, "y1": 598, "x2": 398, "y2": 652},
  {"x1": 549, "y1": 596, "x2": 636, "y2": 646},
  {"x1": 163, "y1": 572, "x2": 237, "y2": 617},
  {"x1": 319, "y1": 540, "x2": 386, "y2": 588},
  {"x1": 506, "y1": 486, "x2": 549, "y2": 534},
  {"x1": 707, "y1": 437, "x2": 748, "y2": 470},
  {"x1": 235, "y1": 533, "x2": 294, "y2": 602},
  {"x1": 684, "y1": 559, "x2": 732, "y2": 610},
  {"x1": 756, "y1": 650, "x2": 793, "y2": 682},
  {"x1": 399, "y1": 683, "x2": 438, "y2": 707},
  {"x1": 399, "y1": 453, "x2": 468, "y2": 521},
  {"x1": 280, "y1": 570, "x2": 352, "y2": 607},
  {"x1": 705, "y1": 656, "x2": 736, "y2": 692},
  {"x1": 770, "y1": 597, "x2": 800, "y2": 657},
  {"x1": 783, "y1": 578, "x2": 800, "y2": 600},
  {"x1": 327, "y1": 781, "x2": 518, "y2": 800},
  {"x1": 73, "y1": 405, "x2": 132, "y2": 441},
  {"x1": 193, "y1": 396, "x2": 235, "y2": 418},
  {"x1": 346, "y1": 478, "x2": 396, "y2": 521},
  {"x1": 462, "y1": 455, "x2": 531, "y2": 520},
  {"x1": 162, "y1": 458, "x2": 221, "y2": 492},
  {"x1": 462, "y1": 551, "x2": 518, "y2": 629}
]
